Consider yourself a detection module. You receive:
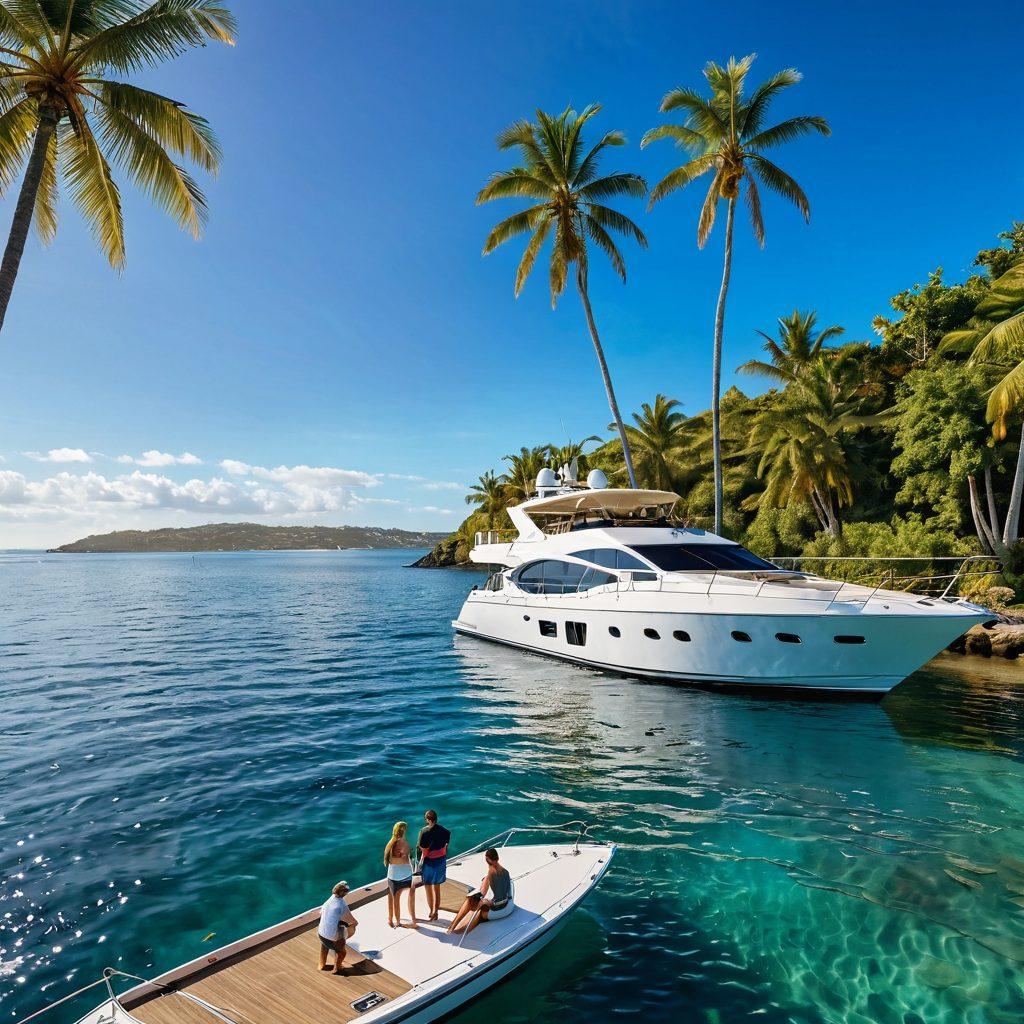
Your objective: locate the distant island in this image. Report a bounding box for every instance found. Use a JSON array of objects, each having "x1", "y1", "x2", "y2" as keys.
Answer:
[{"x1": 49, "y1": 523, "x2": 449, "y2": 553}]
